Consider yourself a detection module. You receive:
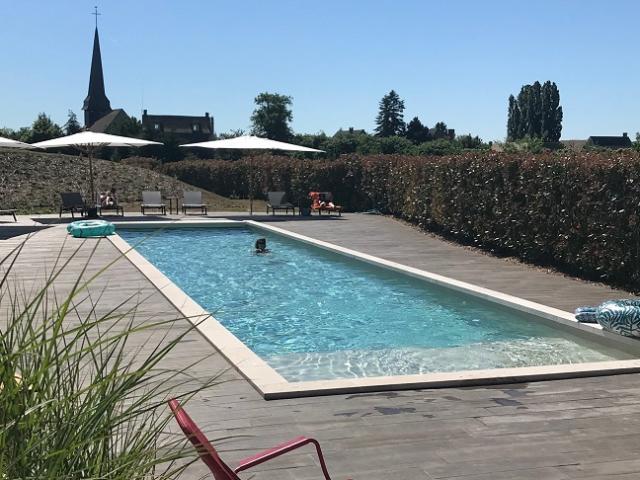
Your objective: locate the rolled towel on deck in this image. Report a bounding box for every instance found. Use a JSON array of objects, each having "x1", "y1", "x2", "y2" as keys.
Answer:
[
  {"x1": 575, "y1": 299, "x2": 640, "y2": 338},
  {"x1": 574, "y1": 306, "x2": 599, "y2": 323}
]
